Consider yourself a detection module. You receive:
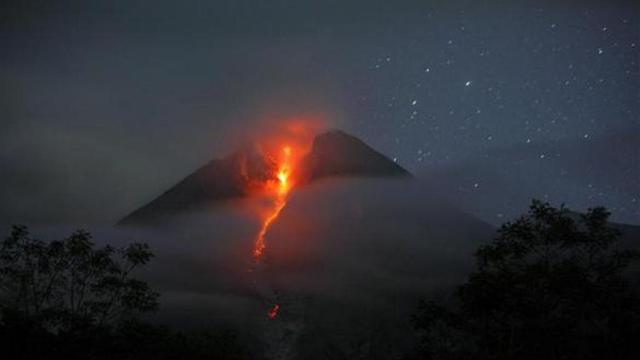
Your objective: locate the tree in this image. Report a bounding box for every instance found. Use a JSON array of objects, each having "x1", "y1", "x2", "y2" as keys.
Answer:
[
  {"x1": 0, "y1": 226, "x2": 255, "y2": 360},
  {"x1": 0, "y1": 225, "x2": 158, "y2": 332},
  {"x1": 412, "y1": 200, "x2": 640, "y2": 360}
]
